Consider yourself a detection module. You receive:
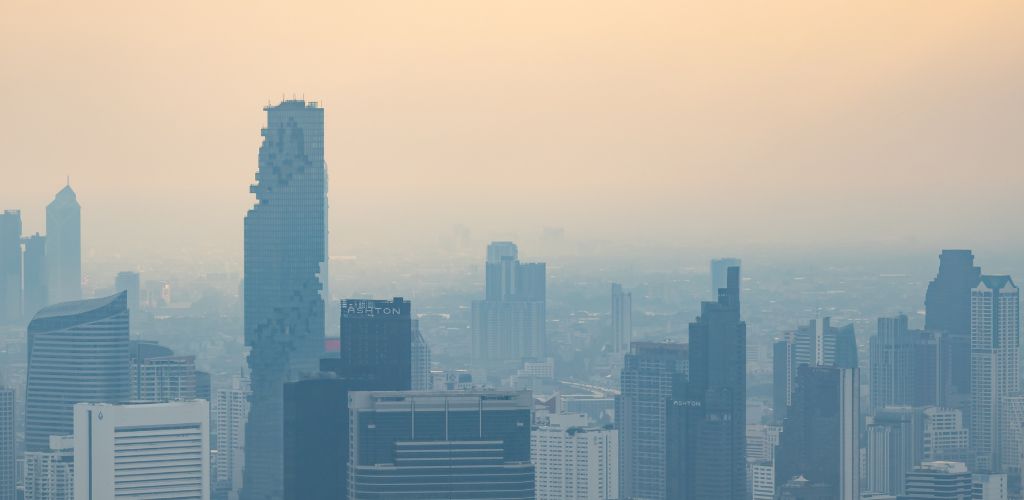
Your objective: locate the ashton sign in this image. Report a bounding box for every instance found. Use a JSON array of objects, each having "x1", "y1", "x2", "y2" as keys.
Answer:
[{"x1": 340, "y1": 298, "x2": 410, "y2": 318}]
